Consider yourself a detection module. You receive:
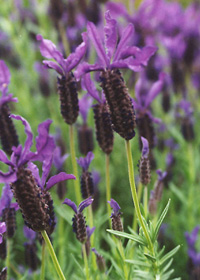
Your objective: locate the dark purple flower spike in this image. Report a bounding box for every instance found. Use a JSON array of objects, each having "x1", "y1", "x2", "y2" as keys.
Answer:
[
  {"x1": 77, "y1": 152, "x2": 95, "y2": 199},
  {"x1": 0, "y1": 222, "x2": 6, "y2": 244},
  {"x1": 92, "y1": 248, "x2": 106, "y2": 272},
  {"x1": 78, "y1": 92, "x2": 94, "y2": 155},
  {"x1": 63, "y1": 197, "x2": 93, "y2": 243},
  {"x1": 0, "y1": 61, "x2": 19, "y2": 155},
  {"x1": 83, "y1": 73, "x2": 113, "y2": 154},
  {"x1": 139, "y1": 137, "x2": 151, "y2": 185},
  {"x1": 108, "y1": 198, "x2": 123, "y2": 232}
]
